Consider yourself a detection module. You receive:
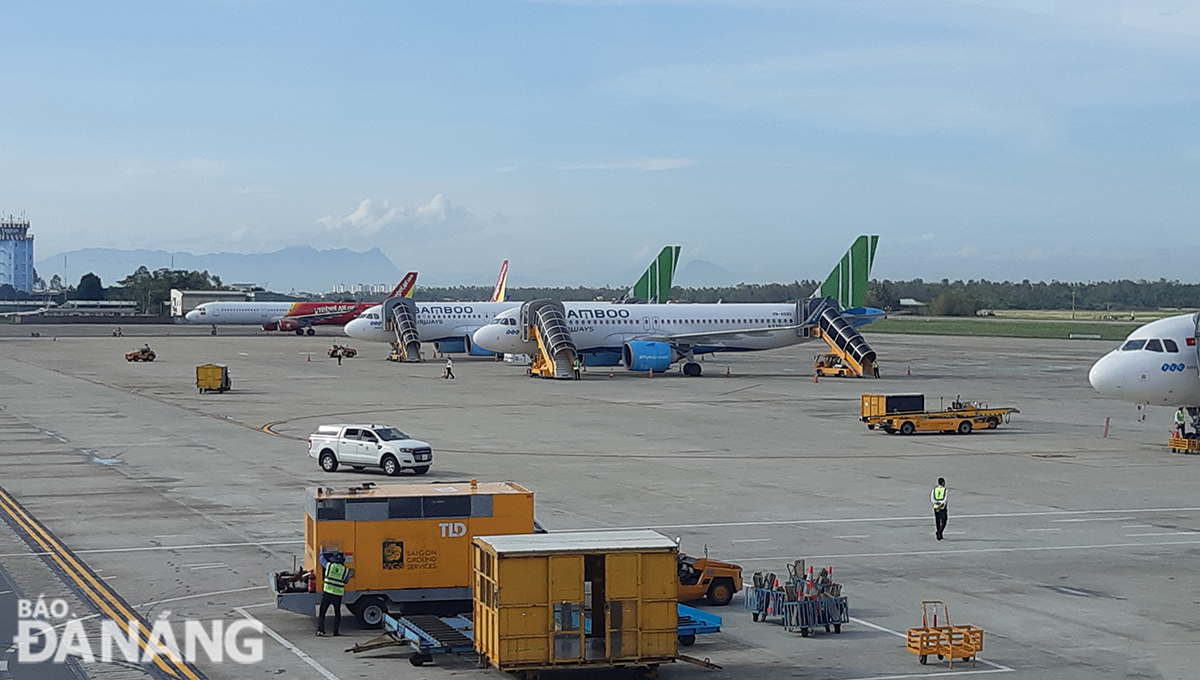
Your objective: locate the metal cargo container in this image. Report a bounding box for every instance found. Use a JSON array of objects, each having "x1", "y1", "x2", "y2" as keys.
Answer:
[
  {"x1": 195, "y1": 363, "x2": 230, "y2": 393},
  {"x1": 272, "y1": 481, "x2": 535, "y2": 625},
  {"x1": 861, "y1": 393, "x2": 925, "y2": 418},
  {"x1": 473, "y1": 529, "x2": 679, "y2": 675}
]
